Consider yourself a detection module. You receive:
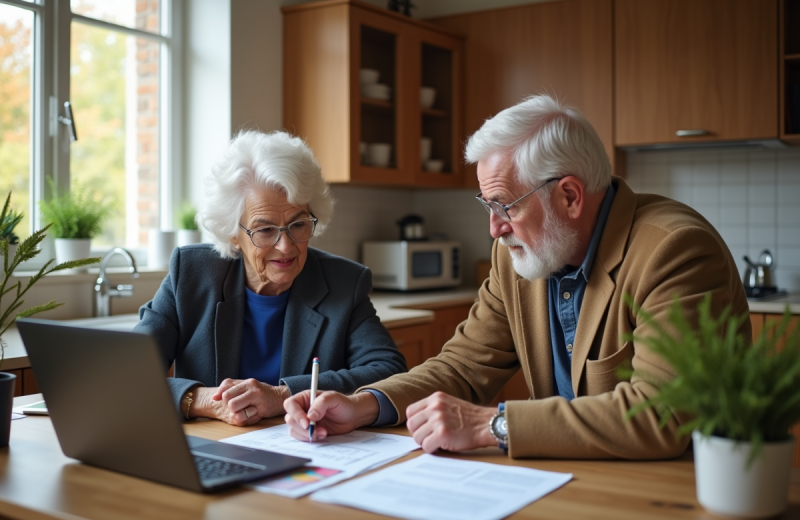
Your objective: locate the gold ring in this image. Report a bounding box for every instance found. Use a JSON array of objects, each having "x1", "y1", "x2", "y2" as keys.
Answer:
[{"x1": 244, "y1": 408, "x2": 251, "y2": 419}]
